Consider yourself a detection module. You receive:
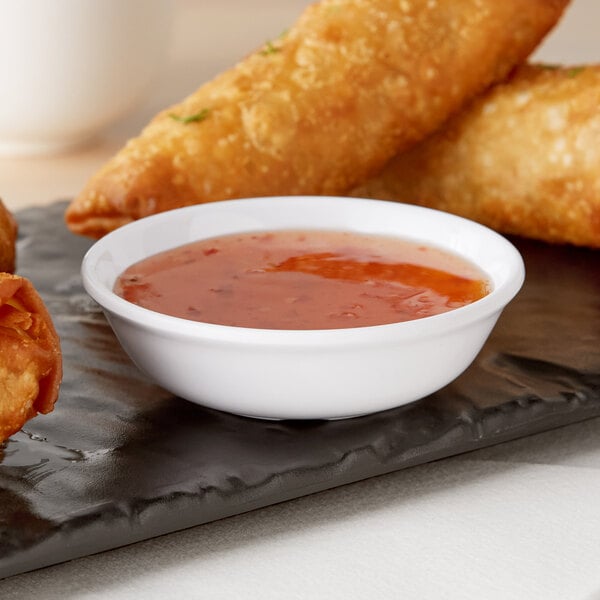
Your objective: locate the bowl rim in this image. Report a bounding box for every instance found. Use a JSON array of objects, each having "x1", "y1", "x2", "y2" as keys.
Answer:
[{"x1": 81, "y1": 196, "x2": 525, "y2": 346}]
